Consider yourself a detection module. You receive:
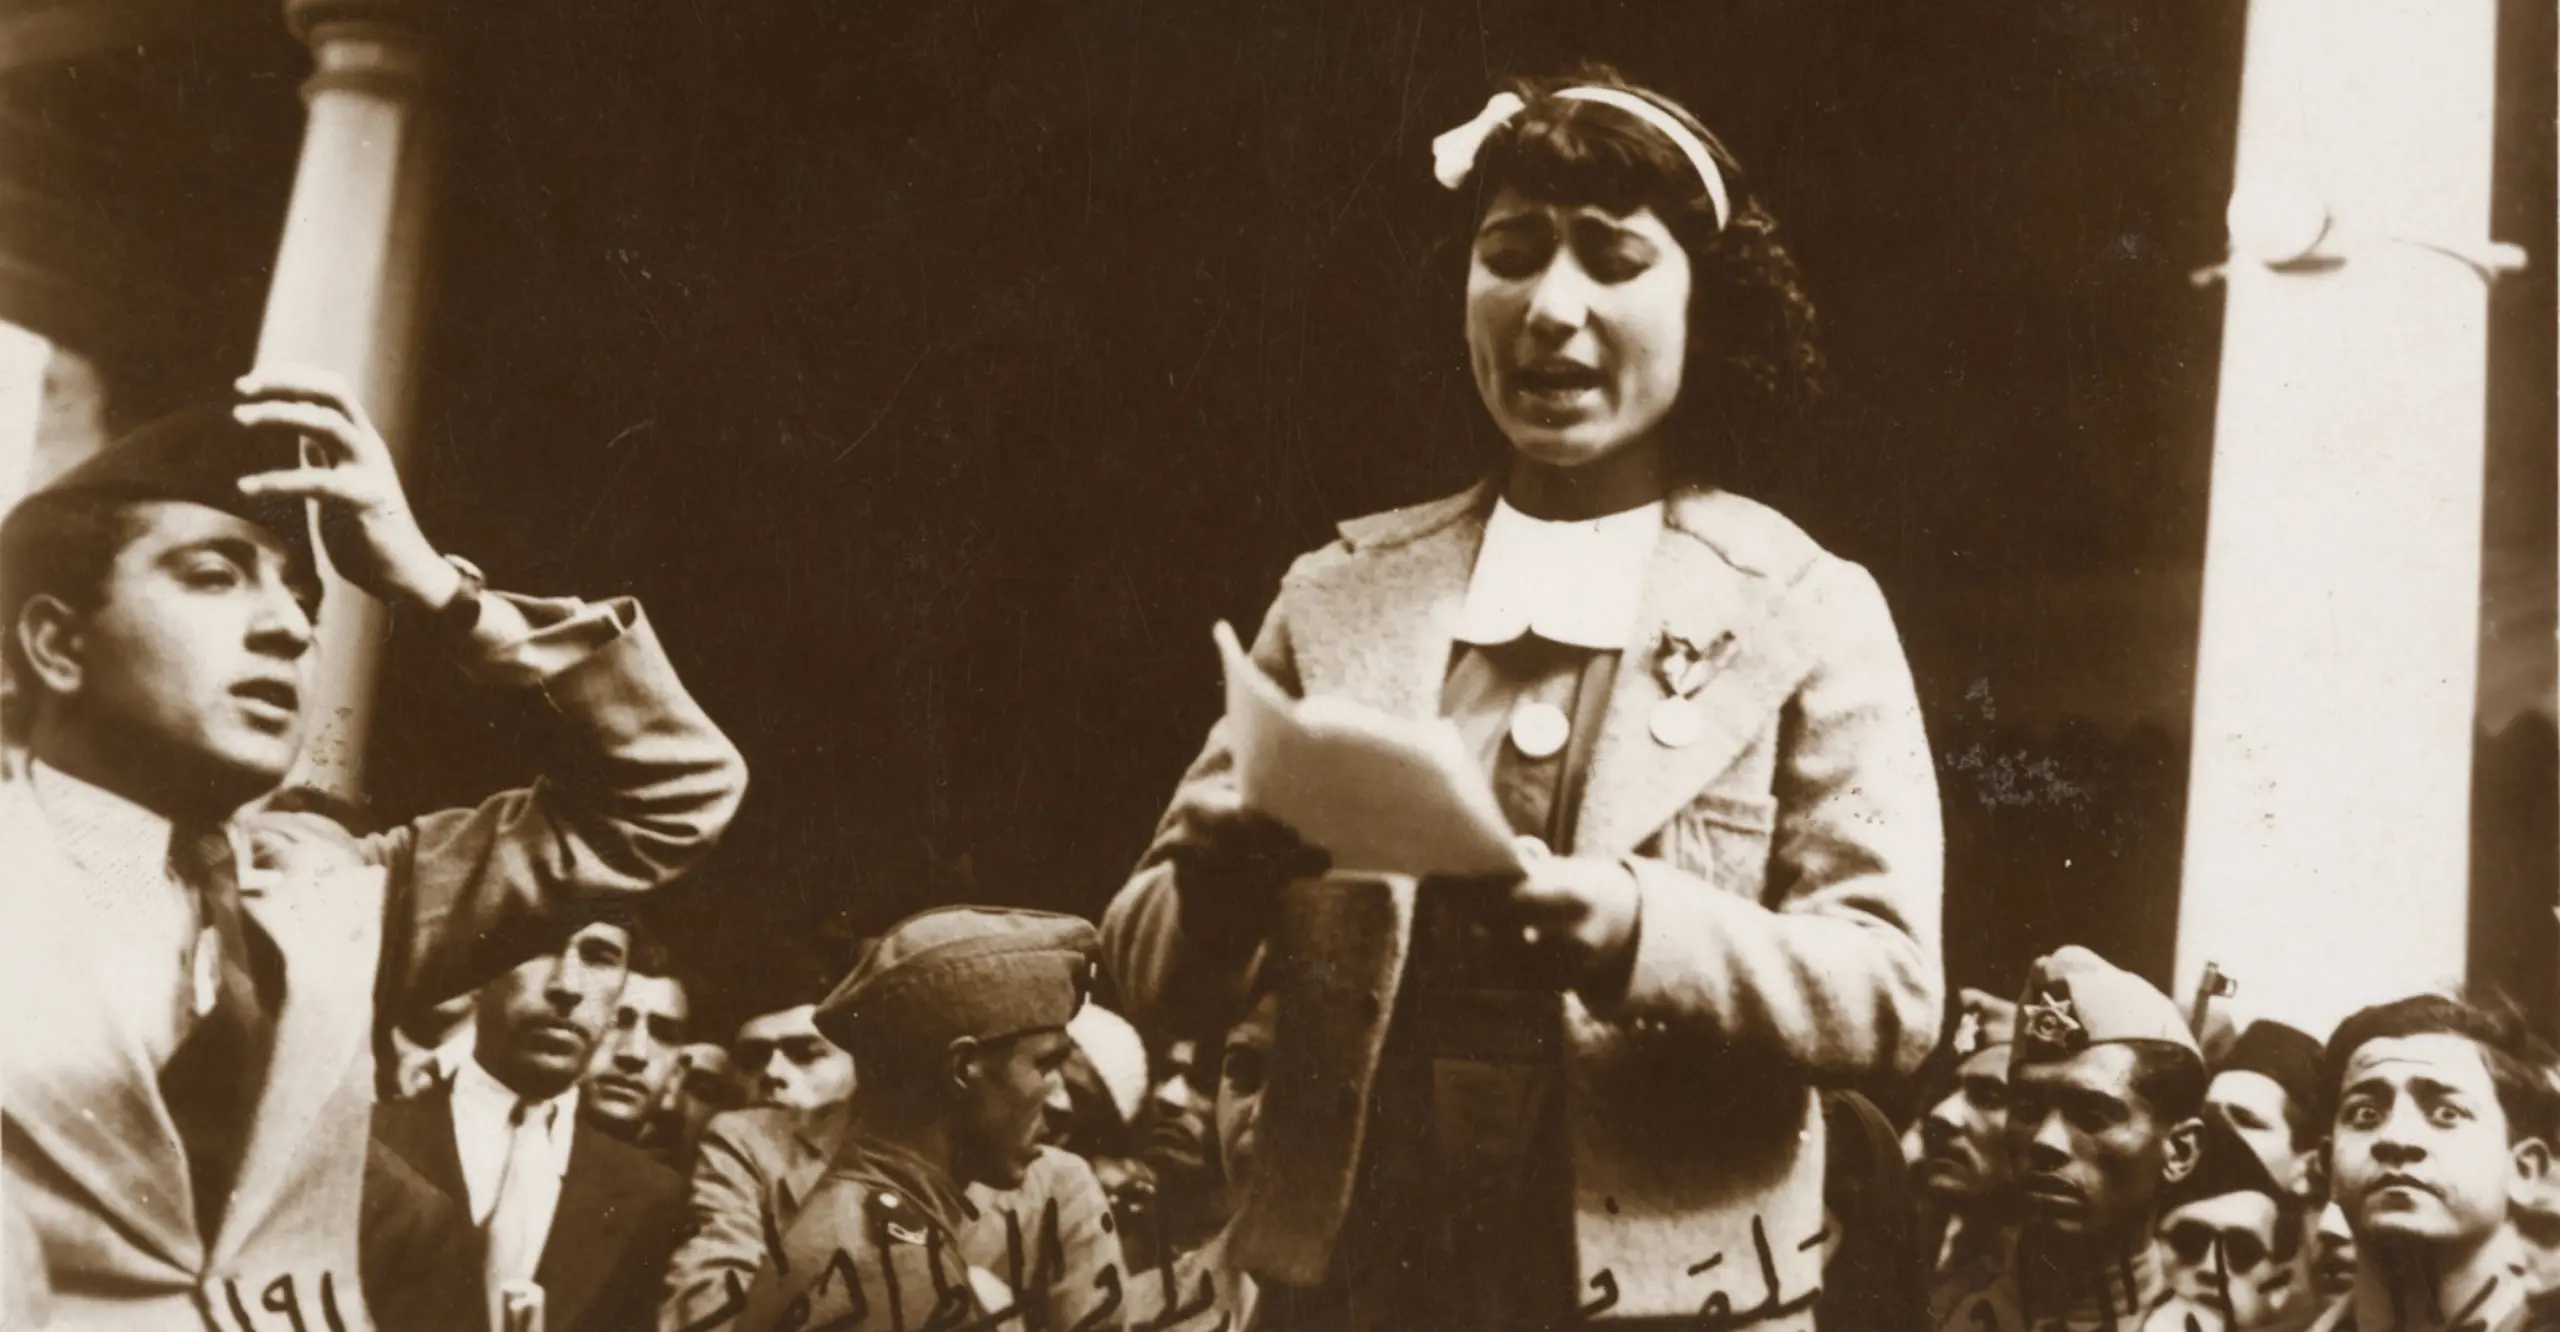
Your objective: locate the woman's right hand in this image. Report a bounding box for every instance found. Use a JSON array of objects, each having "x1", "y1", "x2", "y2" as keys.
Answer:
[{"x1": 1164, "y1": 791, "x2": 1330, "y2": 946}]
